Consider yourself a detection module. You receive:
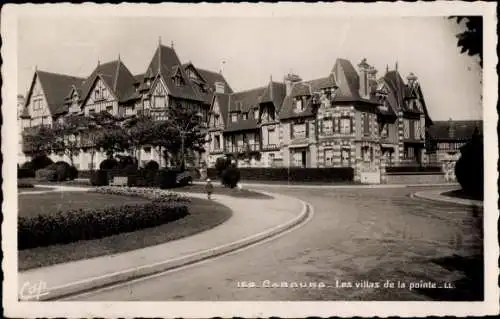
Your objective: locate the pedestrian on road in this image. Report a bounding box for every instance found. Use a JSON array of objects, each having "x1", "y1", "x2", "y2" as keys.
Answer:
[{"x1": 205, "y1": 178, "x2": 214, "y2": 200}]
